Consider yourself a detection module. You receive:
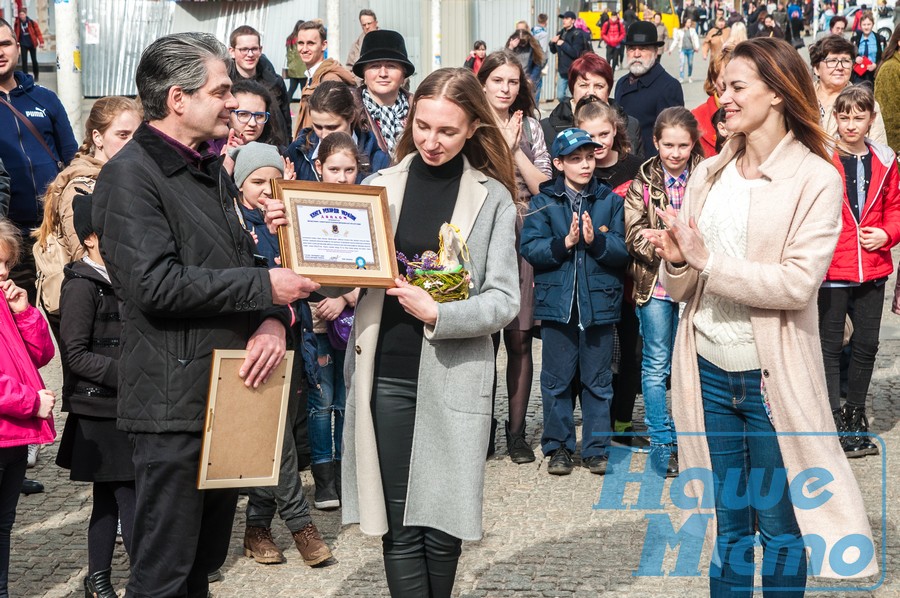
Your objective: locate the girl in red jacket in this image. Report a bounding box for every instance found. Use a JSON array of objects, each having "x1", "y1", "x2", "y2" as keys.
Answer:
[
  {"x1": 0, "y1": 218, "x2": 55, "y2": 595},
  {"x1": 819, "y1": 85, "x2": 900, "y2": 458}
]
